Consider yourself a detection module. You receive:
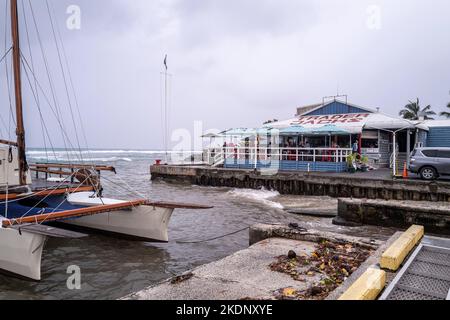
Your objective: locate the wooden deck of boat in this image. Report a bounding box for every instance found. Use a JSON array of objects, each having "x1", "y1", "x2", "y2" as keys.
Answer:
[
  {"x1": 0, "y1": 179, "x2": 95, "y2": 200},
  {"x1": 30, "y1": 178, "x2": 85, "y2": 192}
]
